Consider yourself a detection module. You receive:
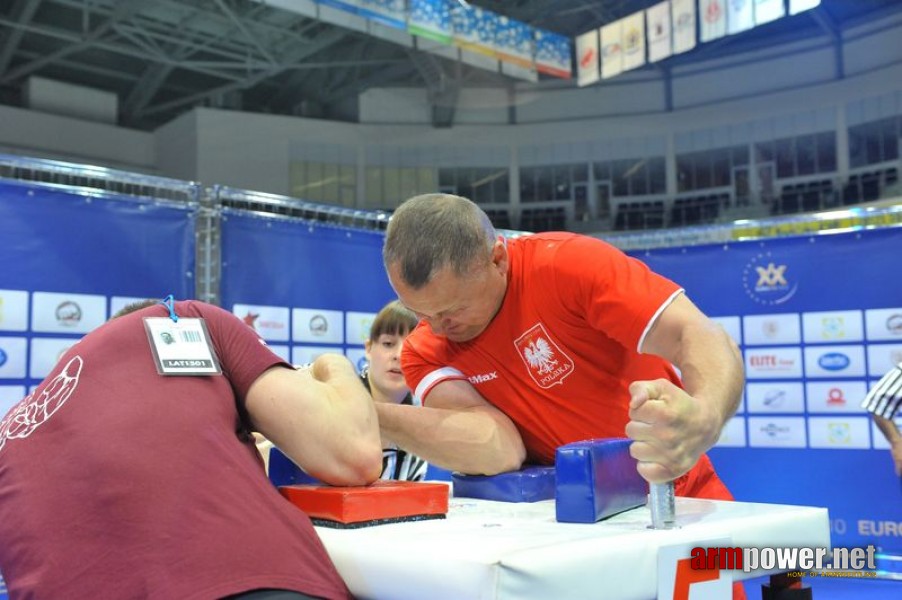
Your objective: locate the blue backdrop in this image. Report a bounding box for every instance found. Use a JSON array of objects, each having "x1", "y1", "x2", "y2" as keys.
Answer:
[{"x1": 631, "y1": 227, "x2": 902, "y2": 551}]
